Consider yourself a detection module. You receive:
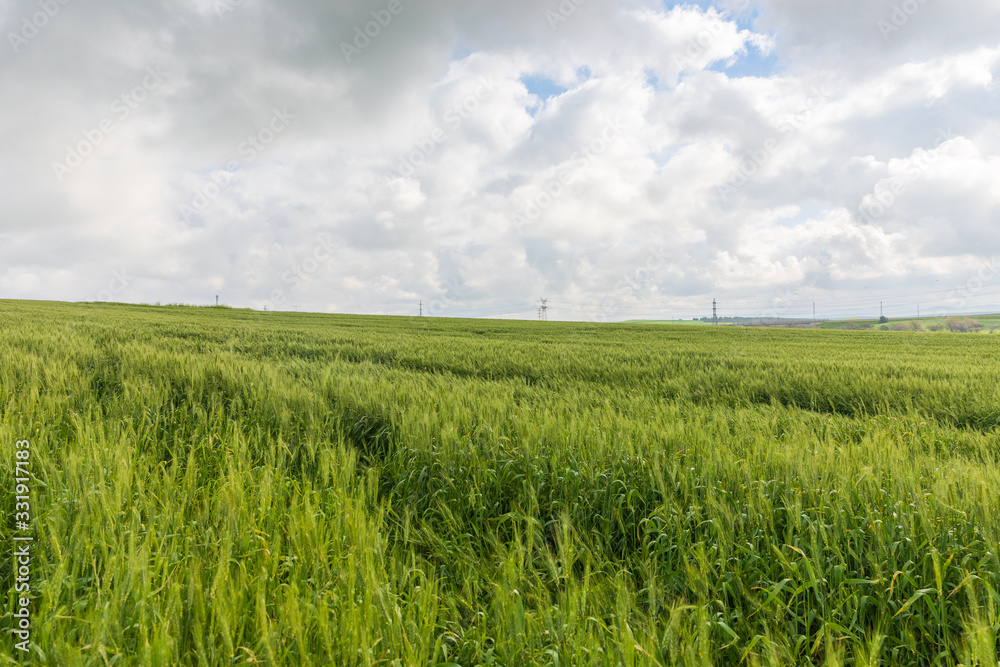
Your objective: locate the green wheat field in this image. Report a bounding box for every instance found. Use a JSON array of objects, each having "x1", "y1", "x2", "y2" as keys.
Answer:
[{"x1": 2, "y1": 299, "x2": 999, "y2": 666}]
